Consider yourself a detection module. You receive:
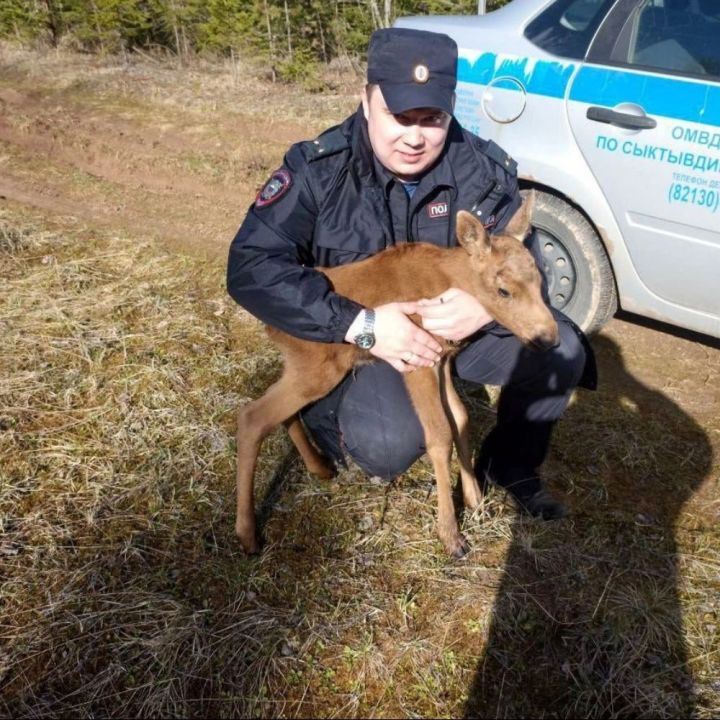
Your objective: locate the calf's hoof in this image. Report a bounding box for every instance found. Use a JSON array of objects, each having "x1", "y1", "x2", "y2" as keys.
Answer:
[
  {"x1": 310, "y1": 460, "x2": 336, "y2": 480},
  {"x1": 444, "y1": 533, "x2": 471, "y2": 559},
  {"x1": 463, "y1": 482, "x2": 483, "y2": 511},
  {"x1": 236, "y1": 525, "x2": 260, "y2": 555}
]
